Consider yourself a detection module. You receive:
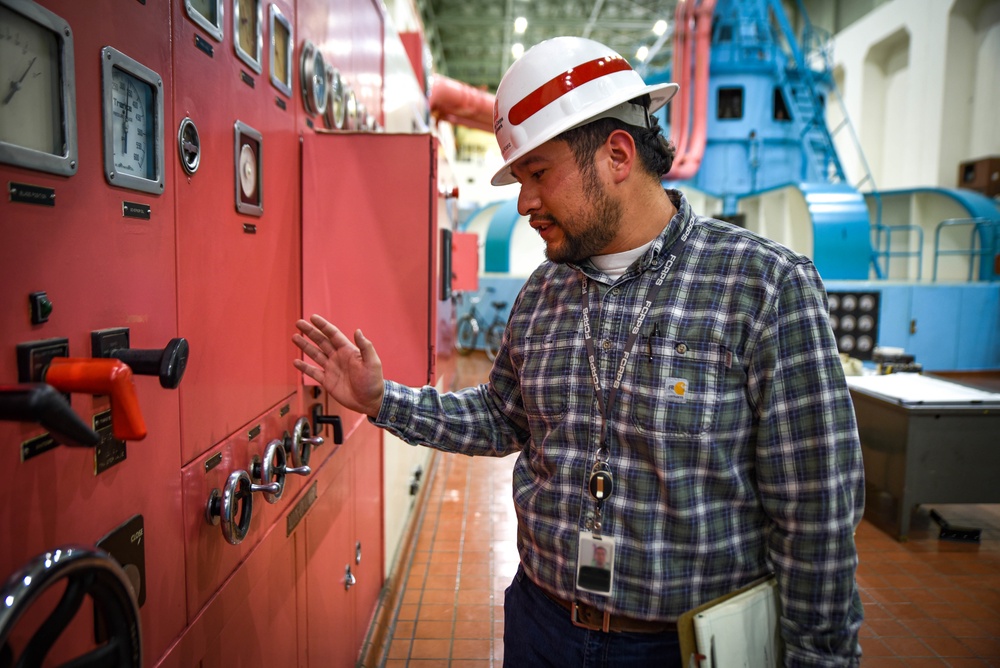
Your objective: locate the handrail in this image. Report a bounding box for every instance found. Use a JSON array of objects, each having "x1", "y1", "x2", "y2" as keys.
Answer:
[
  {"x1": 871, "y1": 224, "x2": 923, "y2": 280},
  {"x1": 932, "y1": 217, "x2": 999, "y2": 282}
]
